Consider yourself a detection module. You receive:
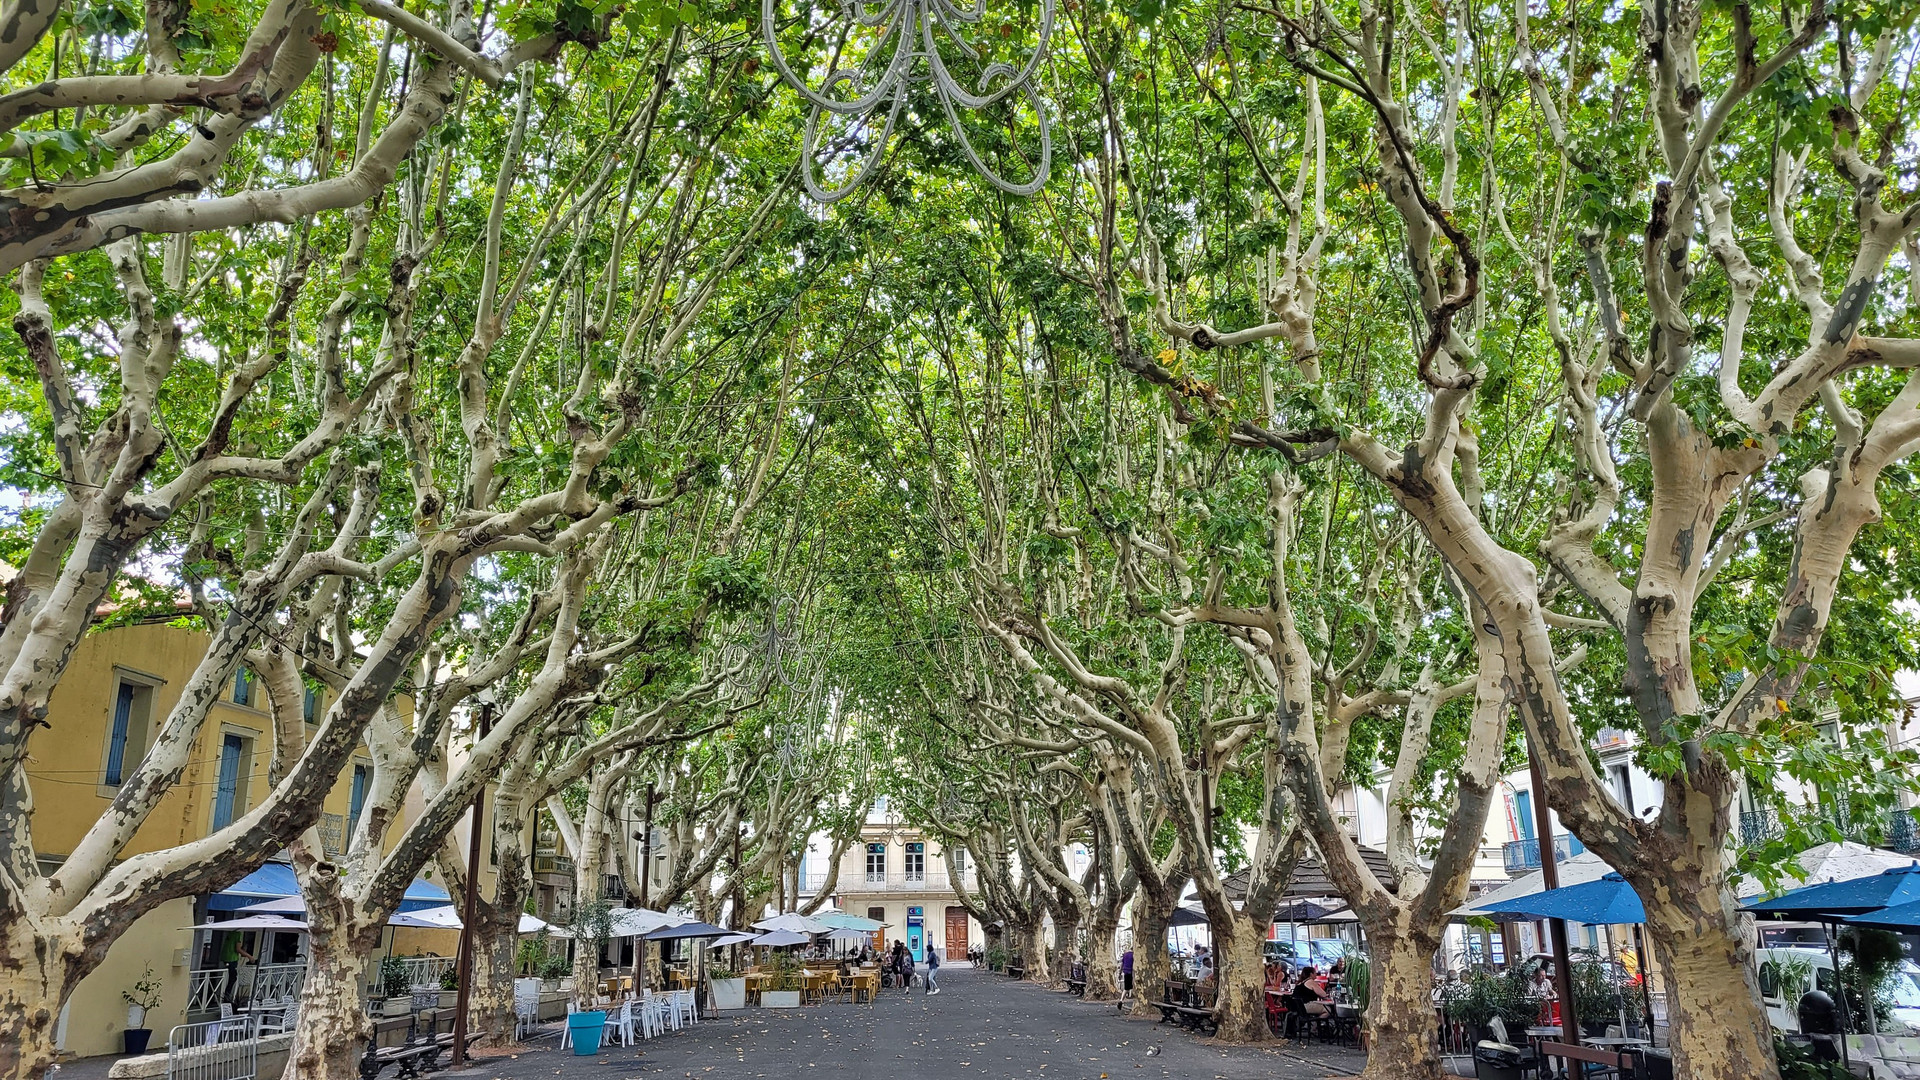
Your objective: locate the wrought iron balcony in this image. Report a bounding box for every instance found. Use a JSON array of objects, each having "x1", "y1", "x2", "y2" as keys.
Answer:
[
  {"x1": 1502, "y1": 834, "x2": 1584, "y2": 873},
  {"x1": 1739, "y1": 804, "x2": 1920, "y2": 853}
]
